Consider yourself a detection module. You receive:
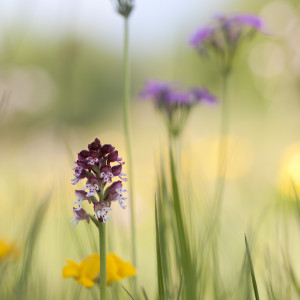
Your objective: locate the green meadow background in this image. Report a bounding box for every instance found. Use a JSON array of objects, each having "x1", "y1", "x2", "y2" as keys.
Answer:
[{"x1": 1, "y1": 0, "x2": 300, "y2": 299}]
